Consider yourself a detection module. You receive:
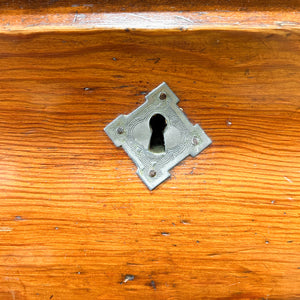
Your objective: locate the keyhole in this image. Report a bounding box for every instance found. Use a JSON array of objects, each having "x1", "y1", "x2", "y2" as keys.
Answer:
[{"x1": 149, "y1": 114, "x2": 167, "y2": 153}]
